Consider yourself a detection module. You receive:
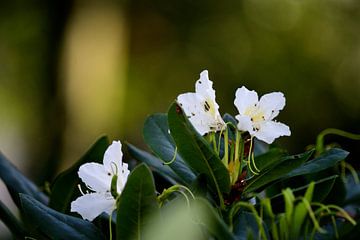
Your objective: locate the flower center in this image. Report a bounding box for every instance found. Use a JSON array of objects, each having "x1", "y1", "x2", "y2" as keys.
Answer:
[
  {"x1": 203, "y1": 99, "x2": 216, "y2": 116},
  {"x1": 244, "y1": 105, "x2": 265, "y2": 123}
]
